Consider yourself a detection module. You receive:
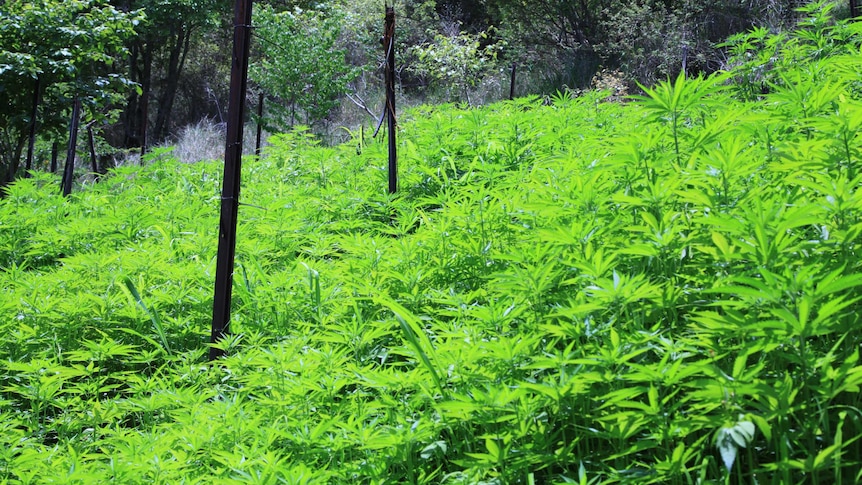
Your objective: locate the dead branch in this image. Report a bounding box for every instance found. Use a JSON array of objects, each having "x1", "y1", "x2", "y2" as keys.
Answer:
[{"x1": 346, "y1": 92, "x2": 376, "y2": 120}]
